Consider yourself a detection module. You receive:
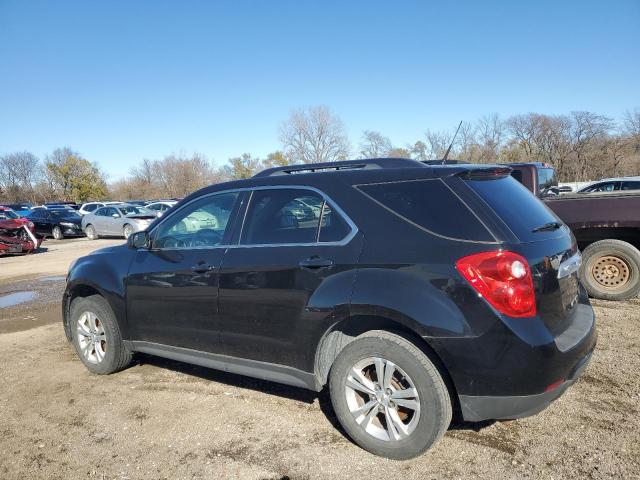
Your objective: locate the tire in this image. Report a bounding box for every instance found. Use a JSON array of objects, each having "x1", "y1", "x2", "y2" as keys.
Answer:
[
  {"x1": 52, "y1": 226, "x2": 63, "y2": 240},
  {"x1": 123, "y1": 224, "x2": 134, "y2": 239},
  {"x1": 85, "y1": 224, "x2": 98, "y2": 240},
  {"x1": 329, "y1": 330, "x2": 451, "y2": 459},
  {"x1": 69, "y1": 295, "x2": 132, "y2": 374},
  {"x1": 580, "y1": 239, "x2": 640, "y2": 301}
]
